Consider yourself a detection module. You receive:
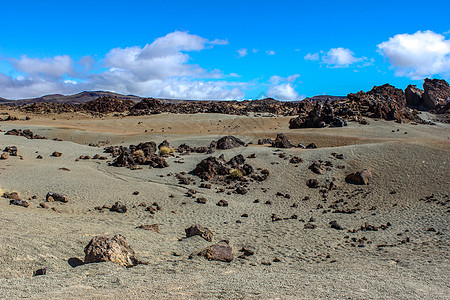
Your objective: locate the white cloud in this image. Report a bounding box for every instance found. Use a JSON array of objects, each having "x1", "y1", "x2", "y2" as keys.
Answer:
[
  {"x1": 266, "y1": 50, "x2": 276, "y2": 56},
  {"x1": 0, "y1": 31, "x2": 245, "y2": 100},
  {"x1": 11, "y1": 55, "x2": 74, "y2": 77},
  {"x1": 252, "y1": 49, "x2": 258, "y2": 53},
  {"x1": 322, "y1": 47, "x2": 361, "y2": 67},
  {"x1": 377, "y1": 30, "x2": 450, "y2": 79},
  {"x1": 236, "y1": 48, "x2": 248, "y2": 58},
  {"x1": 266, "y1": 74, "x2": 303, "y2": 100},
  {"x1": 304, "y1": 52, "x2": 319, "y2": 61}
]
